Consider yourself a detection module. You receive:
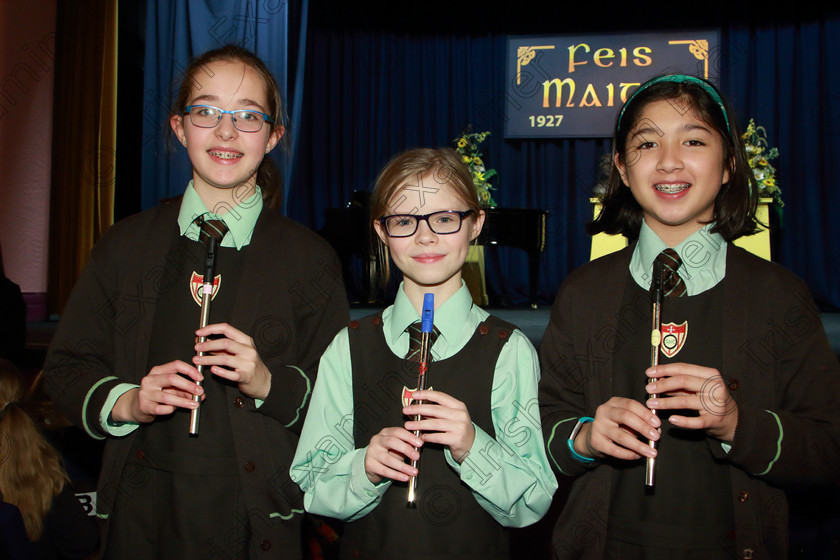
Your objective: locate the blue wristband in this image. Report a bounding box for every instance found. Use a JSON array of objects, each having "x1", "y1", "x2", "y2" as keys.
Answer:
[{"x1": 567, "y1": 416, "x2": 596, "y2": 464}]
